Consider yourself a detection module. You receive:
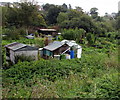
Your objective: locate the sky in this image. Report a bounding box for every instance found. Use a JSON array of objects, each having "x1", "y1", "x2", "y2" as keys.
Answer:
[{"x1": 1, "y1": 0, "x2": 120, "y2": 16}]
